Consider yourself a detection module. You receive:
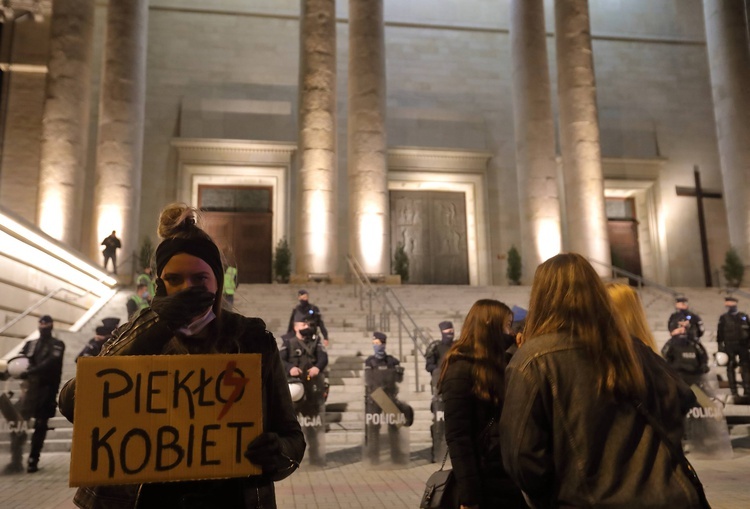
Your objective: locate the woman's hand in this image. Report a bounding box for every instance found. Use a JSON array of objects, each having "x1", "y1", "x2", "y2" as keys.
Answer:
[{"x1": 150, "y1": 286, "x2": 215, "y2": 330}]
